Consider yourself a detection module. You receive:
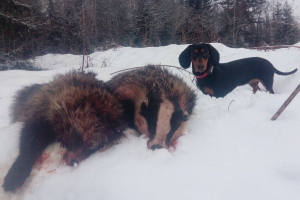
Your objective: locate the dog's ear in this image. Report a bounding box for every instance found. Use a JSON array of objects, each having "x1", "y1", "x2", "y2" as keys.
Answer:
[
  {"x1": 206, "y1": 44, "x2": 220, "y2": 67},
  {"x1": 178, "y1": 45, "x2": 192, "y2": 69}
]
